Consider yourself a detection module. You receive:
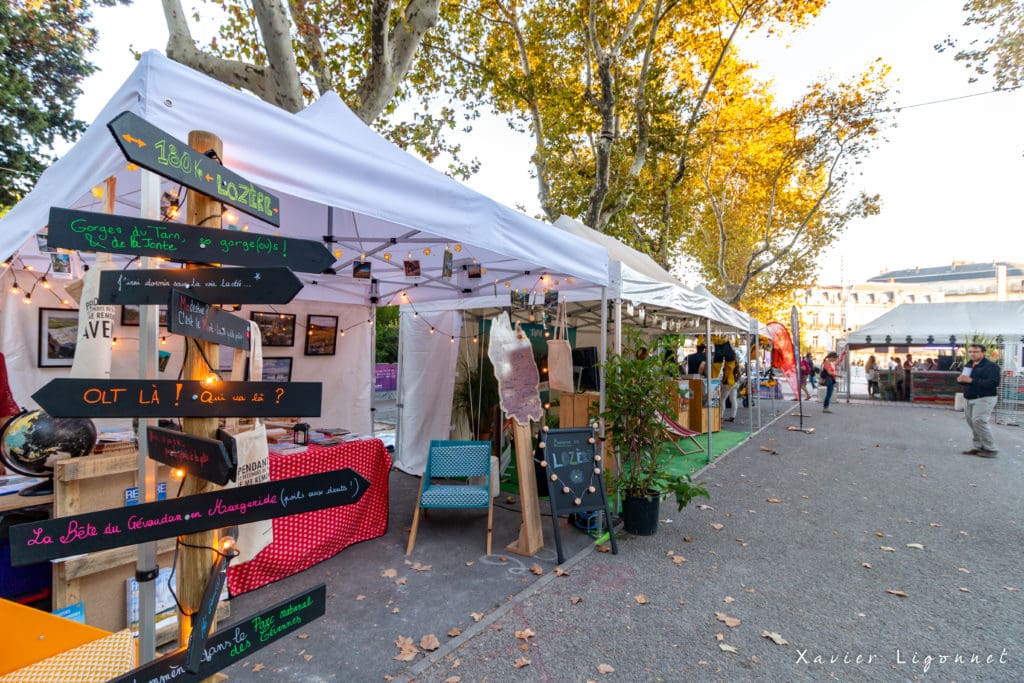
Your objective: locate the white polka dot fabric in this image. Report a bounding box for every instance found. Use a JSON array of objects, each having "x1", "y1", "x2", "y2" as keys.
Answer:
[{"x1": 226, "y1": 439, "x2": 392, "y2": 596}]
